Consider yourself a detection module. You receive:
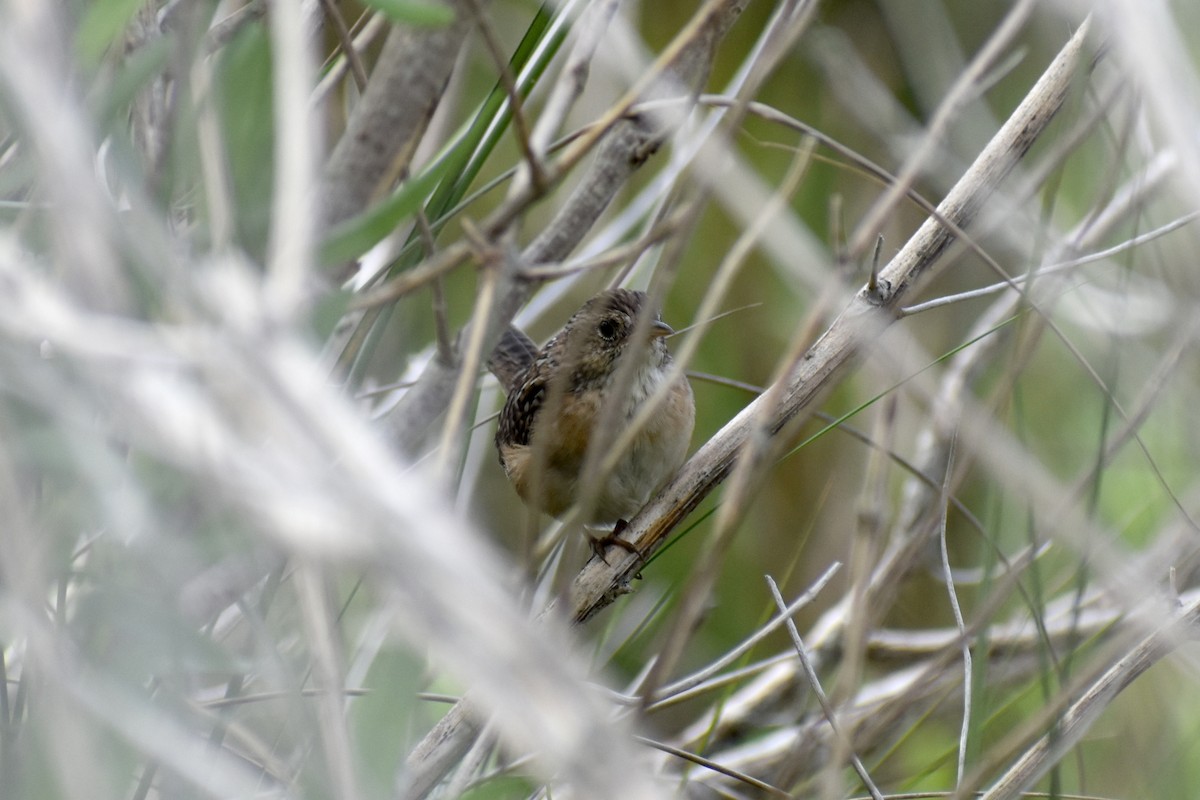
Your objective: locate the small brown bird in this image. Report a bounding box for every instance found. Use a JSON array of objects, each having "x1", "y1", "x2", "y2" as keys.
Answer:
[{"x1": 491, "y1": 288, "x2": 695, "y2": 558}]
